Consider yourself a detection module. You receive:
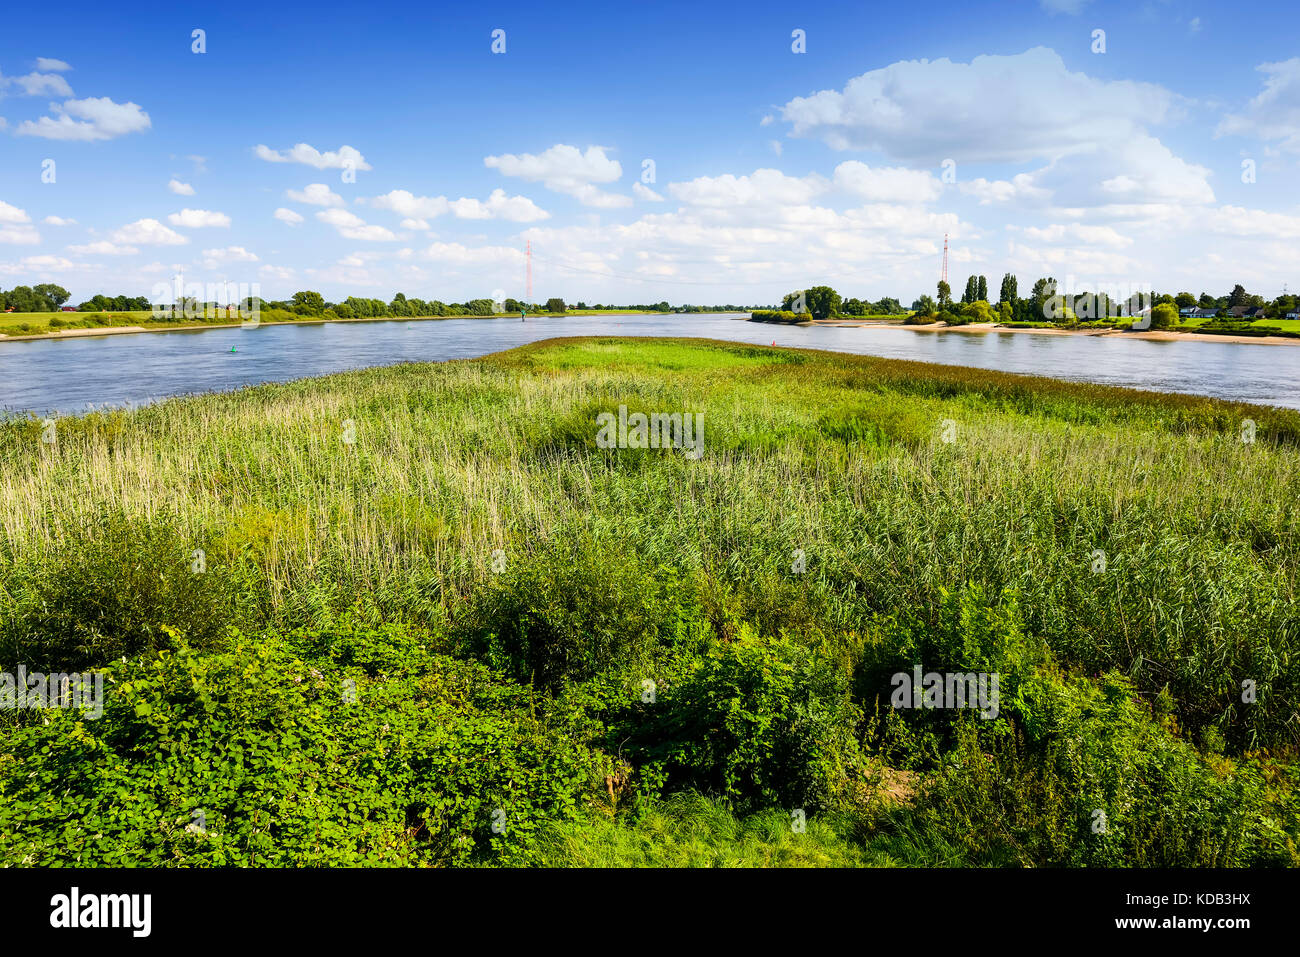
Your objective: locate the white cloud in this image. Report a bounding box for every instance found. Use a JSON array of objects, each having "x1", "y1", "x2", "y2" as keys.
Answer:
[
  {"x1": 833, "y1": 161, "x2": 943, "y2": 203},
  {"x1": 286, "y1": 183, "x2": 345, "y2": 207},
  {"x1": 400, "y1": 218, "x2": 432, "y2": 230},
  {"x1": 167, "y1": 208, "x2": 231, "y2": 228},
  {"x1": 420, "y1": 242, "x2": 524, "y2": 265},
  {"x1": 370, "y1": 187, "x2": 548, "y2": 222},
  {"x1": 200, "y1": 246, "x2": 259, "y2": 267},
  {"x1": 0, "y1": 225, "x2": 40, "y2": 244},
  {"x1": 633, "y1": 182, "x2": 664, "y2": 202},
  {"x1": 779, "y1": 48, "x2": 1176, "y2": 164},
  {"x1": 35, "y1": 58, "x2": 72, "y2": 72},
  {"x1": 315, "y1": 208, "x2": 396, "y2": 241},
  {"x1": 1217, "y1": 58, "x2": 1300, "y2": 153},
  {"x1": 254, "y1": 143, "x2": 371, "y2": 171},
  {"x1": 8, "y1": 72, "x2": 74, "y2": 96},
  {"x1": 449, "y1": 189, "x2": 551, "y2": 221},
  {"x1": 369, "y1": 189, "x2": 450, "y2": 219},
  {"x1": 668, "y1": 168, "x2": 829, "y2": 207},
  {"x1": 1017, "y1": 223, "x2": 1132, "y2": 248},
  {"x1": 259, "y1": 264, "x2": 296, "y2": 281},
  {"x1": 0, "y1": 200, "x2": 32, "y2": 224},
  {"x1": 16, "y1": 96, "x2": 150, "y2": 141},
  {"x1": 68, "y1": 240, "x2": 139, "y2": 255},
  {"x1": 168, "y1": 178, "x2": 195, "y2": 195},
  {"x1": 274, "y1": 207, "x2": 305, "y2": 225},
  {"x1": 958, "y1": 174, "x2": 1050, "y2": 206},
  {"x1": 1189, "y1": 17, "x2": 1201, "y2": 33},
  {"x1": 485, "y1": 144, "x2": 628, "y2": 206},
  {"x1": 42, "y1": 215, "x2": 76, "y2": 225},
  {"x1": 111, "y1": 218, "x2": 188, "y2": 245},
  {"x1": 0, "y1": 201, "x2": 37, "y2": 243}
]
